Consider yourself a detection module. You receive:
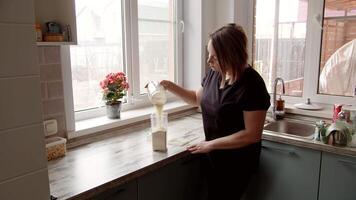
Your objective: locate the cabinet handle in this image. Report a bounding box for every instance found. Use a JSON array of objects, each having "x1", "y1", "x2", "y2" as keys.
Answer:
[
  {"x1": 262, "y1": 145, "x2": 296, "y2": 155},
  {"x1": 338, "y1": 159, "x2": 356, "y2": 166}
]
